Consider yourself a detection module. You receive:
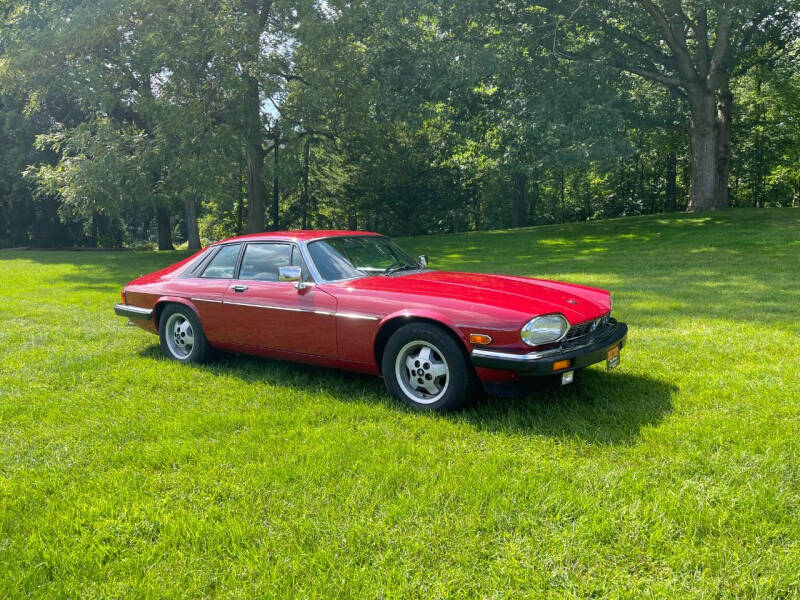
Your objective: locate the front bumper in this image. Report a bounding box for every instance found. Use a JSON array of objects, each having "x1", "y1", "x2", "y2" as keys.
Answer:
[
  {"x1": 113, "y1": 303, "x2": 153, "y2": 320},
  {"x1": 471, "y1": 319, "x2": 628, "y2": 376}
]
